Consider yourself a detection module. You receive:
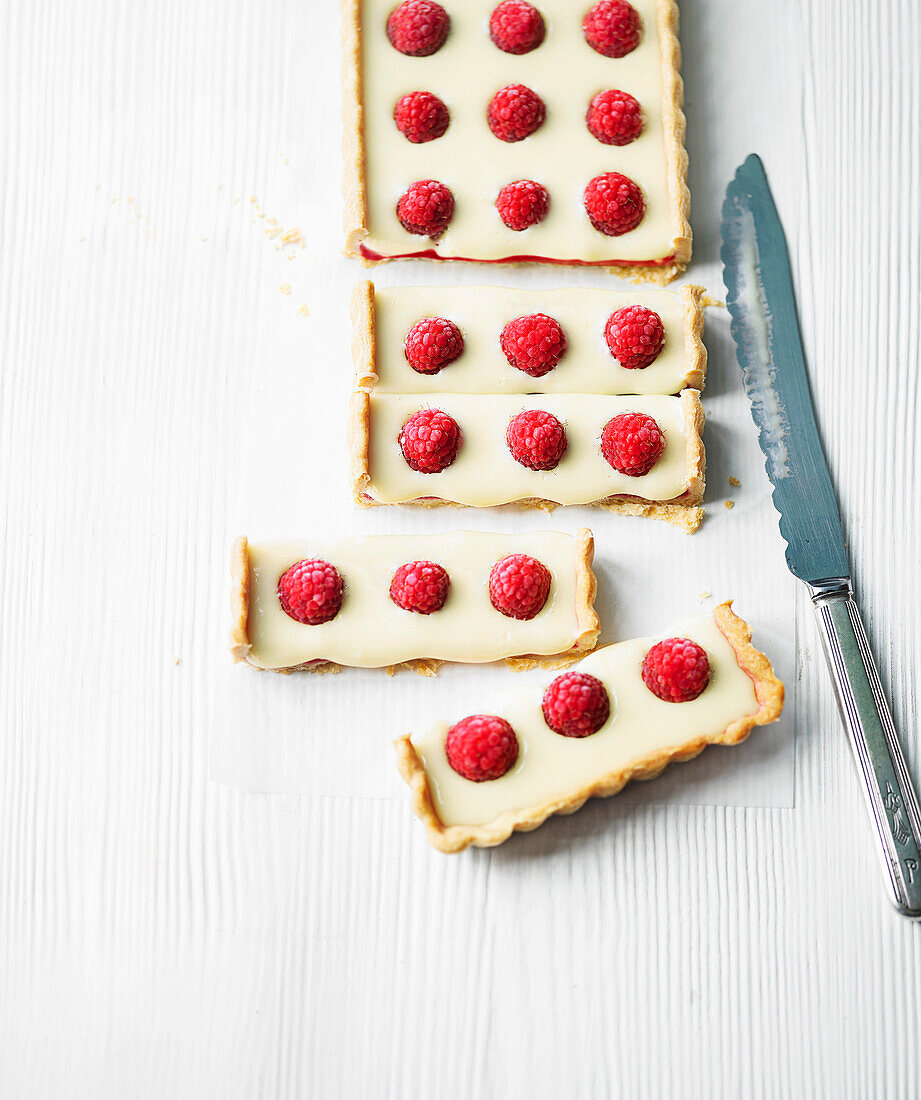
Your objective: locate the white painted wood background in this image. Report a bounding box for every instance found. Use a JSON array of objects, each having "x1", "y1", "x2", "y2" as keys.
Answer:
[{"x1": 2, "y1": 0, "x2": 920, "y2": 1096}]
